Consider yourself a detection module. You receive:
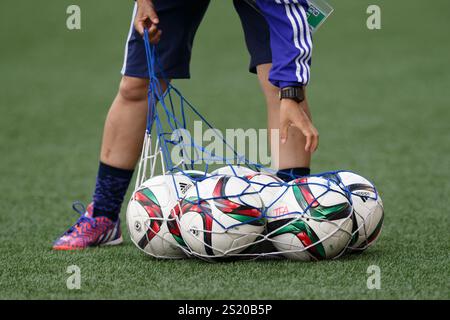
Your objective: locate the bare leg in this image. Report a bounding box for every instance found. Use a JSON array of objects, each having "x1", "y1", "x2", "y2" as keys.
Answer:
[
  {"x1": 53, "y1": 76, "x2": 171, "y2": 250},
  {"x1": 100, "y1": 76, "x2": 167, "y2": 170},
  {"x1": 256, "y1": 64, "x2": 311, "y2": 170}
]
